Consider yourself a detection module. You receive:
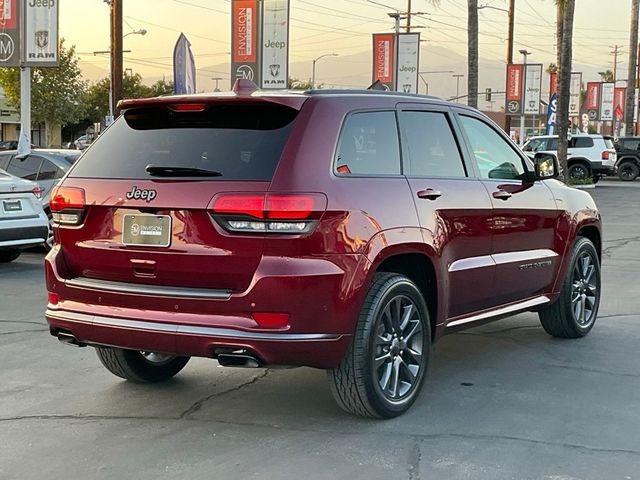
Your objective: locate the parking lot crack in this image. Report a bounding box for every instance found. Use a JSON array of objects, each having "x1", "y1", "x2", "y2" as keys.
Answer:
[
  {"x1": 603, "y1": 236, "x2": 640, "y2": 257},
  {"x1": 179, "y1": 369, "x2": 271, "y2": 419},
  {"x1": 407, "y1": 438, "x2": 421, "y2": 480},
  {"x1": 0, "y1": 328, "x2": 48, "y2": 336}
]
